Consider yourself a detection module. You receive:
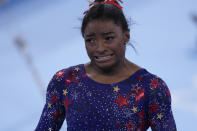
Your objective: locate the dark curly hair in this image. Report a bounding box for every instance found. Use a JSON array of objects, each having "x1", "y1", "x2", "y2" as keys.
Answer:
[{"x1": 81, "y1": 0, "x2": 129, "y2": 37}]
